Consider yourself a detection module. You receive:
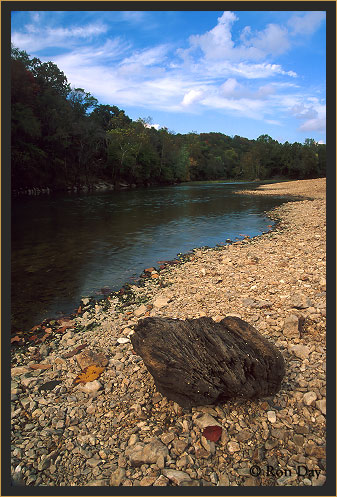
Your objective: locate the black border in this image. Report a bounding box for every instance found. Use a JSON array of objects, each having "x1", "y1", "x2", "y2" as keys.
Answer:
[{"x1": 2, "y1": 2, "x2": 336, "y2": 496}]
